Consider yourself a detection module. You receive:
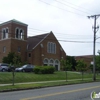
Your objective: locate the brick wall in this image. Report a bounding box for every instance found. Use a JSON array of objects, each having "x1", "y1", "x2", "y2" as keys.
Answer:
[
  {"x1": 0, "y1": 20, "x2": 28, "y2": 63},
  {"x1": 0, "y1": 39, "x2": 11, "y2": 62},
  {"x1": 27, "y1": 32, "x2": 66, "y2": 67}
]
